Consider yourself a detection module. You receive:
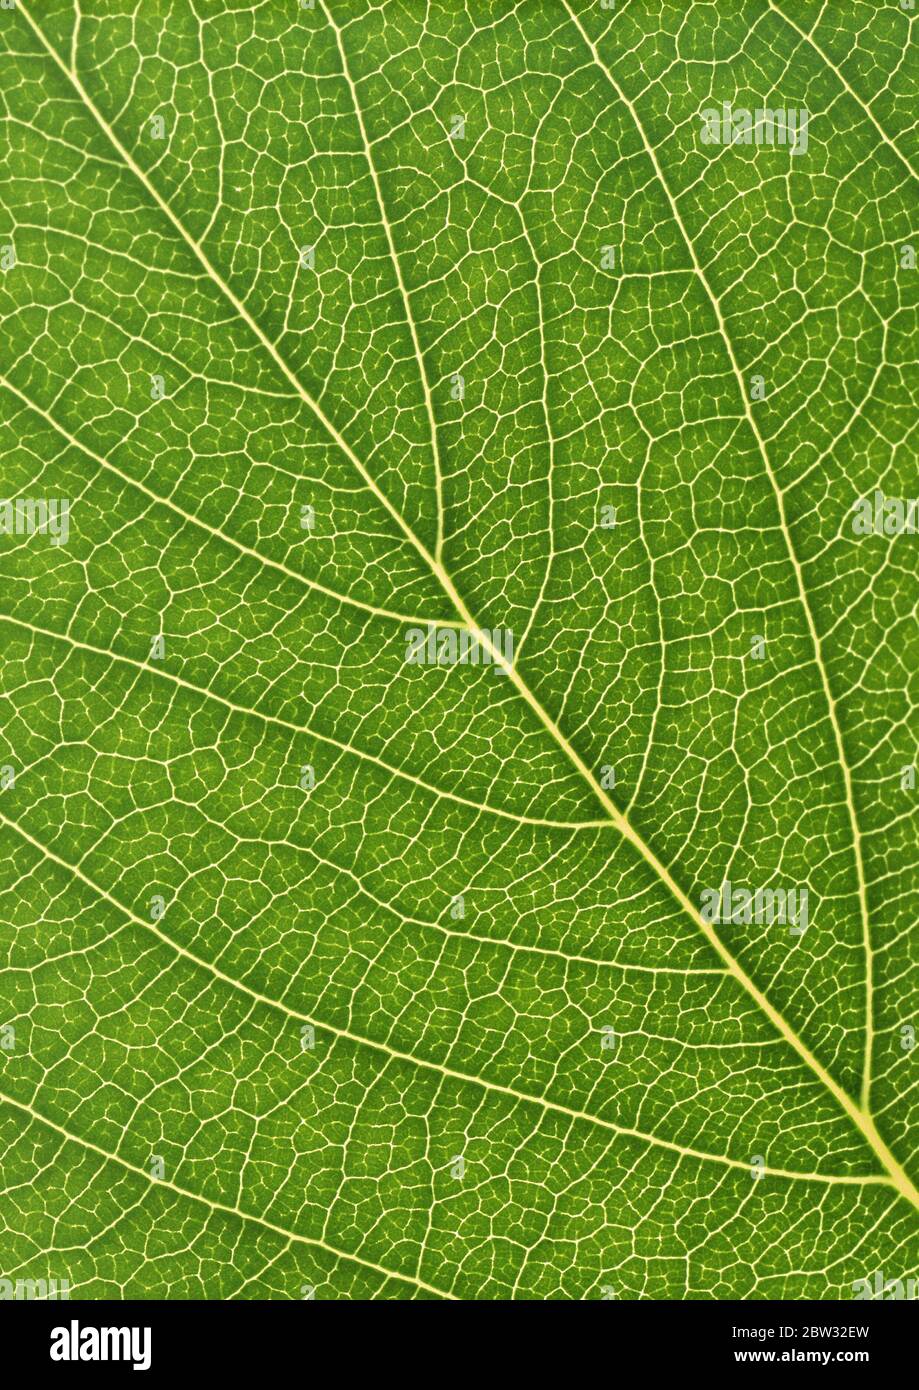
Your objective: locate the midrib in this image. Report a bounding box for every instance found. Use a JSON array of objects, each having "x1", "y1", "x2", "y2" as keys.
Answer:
[{"x1": 14, "y1": 1, "x2": 918, "y2": 1215}]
